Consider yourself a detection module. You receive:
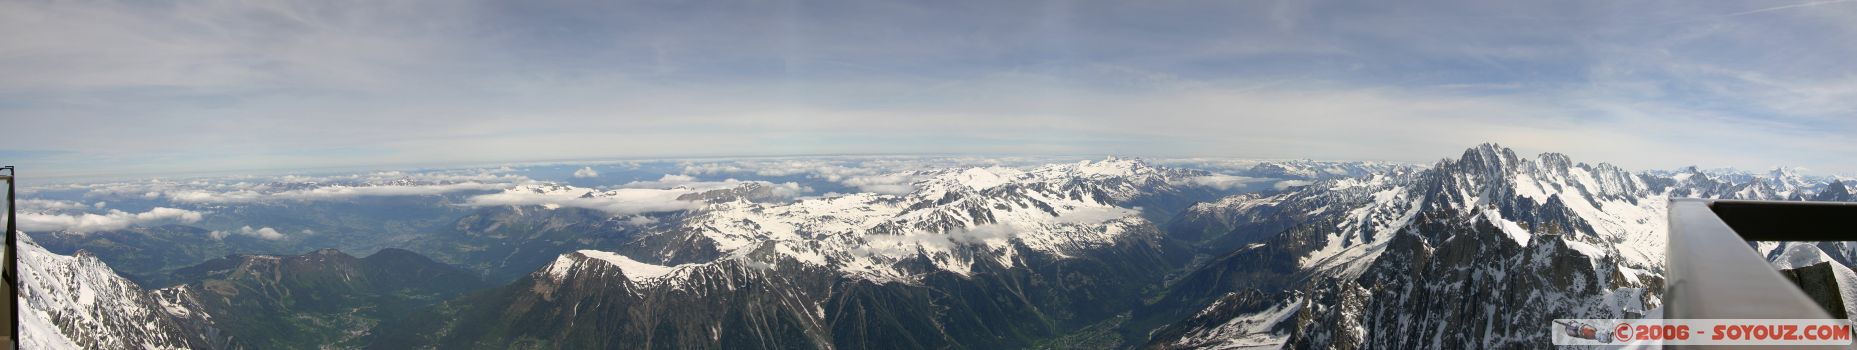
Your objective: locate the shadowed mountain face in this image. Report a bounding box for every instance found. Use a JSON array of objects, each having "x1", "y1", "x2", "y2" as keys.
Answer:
[{"x1": 160, "y1": 248, "x2": 488, "y2": 349}]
